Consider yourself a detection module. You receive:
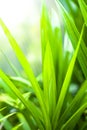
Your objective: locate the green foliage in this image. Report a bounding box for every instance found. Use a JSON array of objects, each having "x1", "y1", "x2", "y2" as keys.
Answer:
[{"x1": 0, "y1": 0, "x2": 87, "y2": 130}]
